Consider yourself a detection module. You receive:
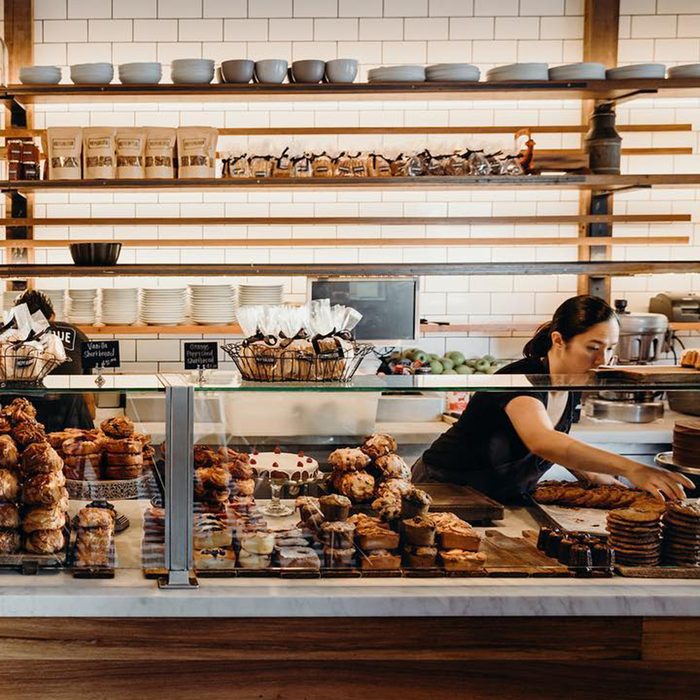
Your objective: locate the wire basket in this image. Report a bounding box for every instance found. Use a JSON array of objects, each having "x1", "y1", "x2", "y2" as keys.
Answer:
[
  {"x1": 222, "y1": 341, "x2": 373, "y2": 382},
  {"x1": 0, "y1": 346, "x2": 66, "y2": 386}
]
